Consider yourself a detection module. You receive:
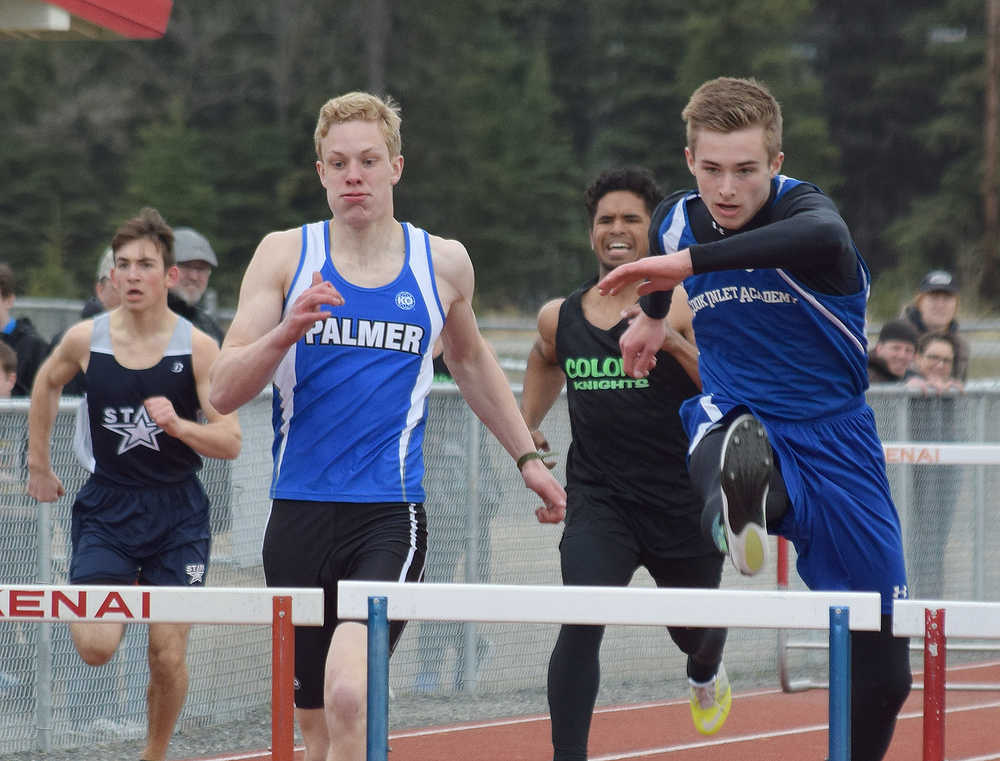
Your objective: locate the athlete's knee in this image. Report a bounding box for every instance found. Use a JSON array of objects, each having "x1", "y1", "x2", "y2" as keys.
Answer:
[
  {"x1": 324, "y1": 674, "x2": 365, "y2": 726},
  {"x1": 853, "y1": 631, "x2": 911, "y2": 715},
  {"x1": 864, "y1": 657, "x2": 911, "y2": 714},
  {"x1": 75, "y1": 643, "x2": 116, "y2": 666},
  {"x1": 70, "y1": 624, "x2": 121, "y2": 666},
  {"x1": 147, "y1": 642, "x2": 188, "y2": 686}
]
